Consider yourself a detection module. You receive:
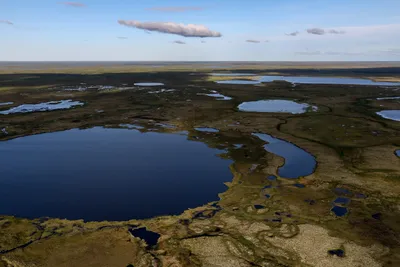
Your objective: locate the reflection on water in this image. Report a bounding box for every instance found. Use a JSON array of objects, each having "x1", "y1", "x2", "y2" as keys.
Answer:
[{"x1": 0, "y1": 127, "x2": 232, "y2": 221}]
